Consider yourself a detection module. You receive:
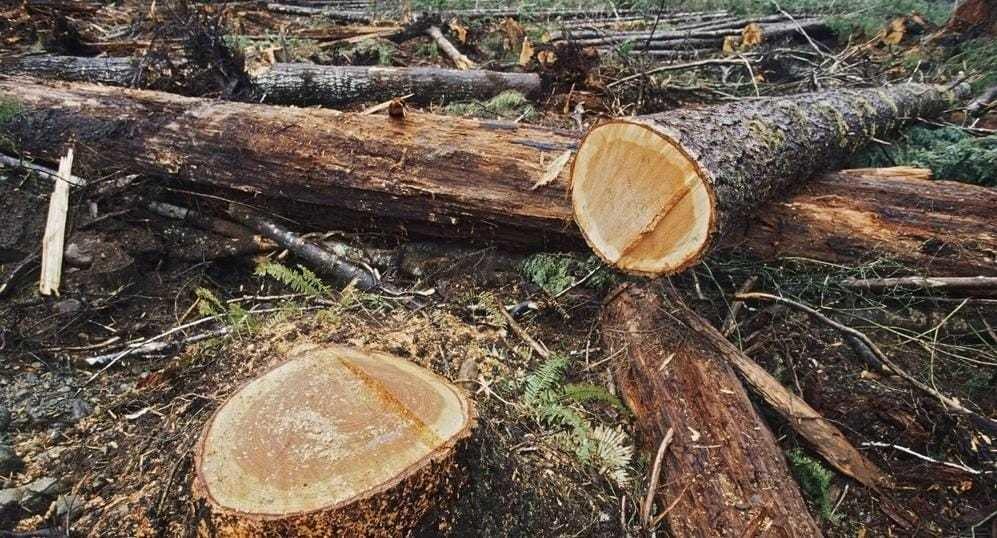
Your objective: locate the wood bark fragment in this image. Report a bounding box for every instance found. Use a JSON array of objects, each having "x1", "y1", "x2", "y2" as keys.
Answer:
[
  {"x1": 194, "y1": 344, "x2": 476, "y2": 536},
  {"x1": 601, "y1": 283, "x2": 823, "y2": 537},
  {"x1": 570, "y1": 83, "x2": 970, "y2": 276}
]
